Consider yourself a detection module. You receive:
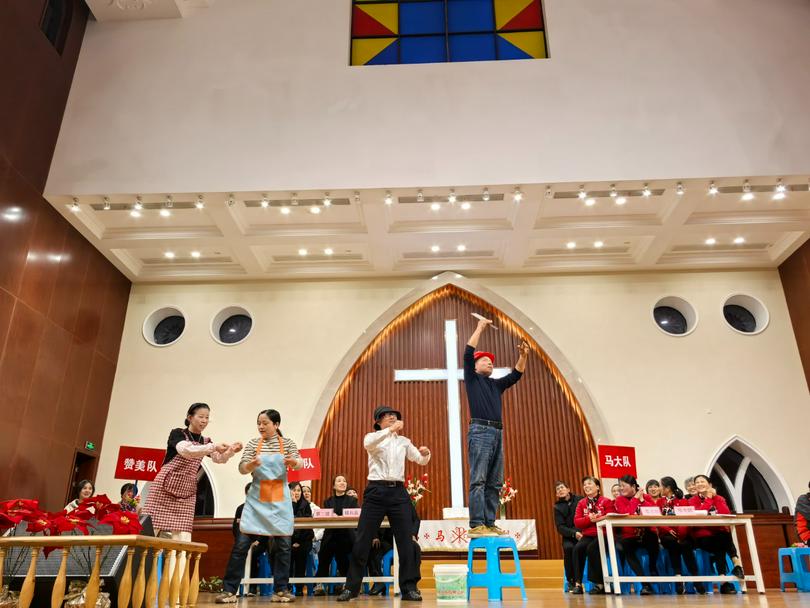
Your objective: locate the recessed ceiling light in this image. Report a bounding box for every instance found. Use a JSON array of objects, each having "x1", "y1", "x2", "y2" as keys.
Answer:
[
  {"x1": 261, "y1": 197, "x2": 270, "y2": 208},
  {"x1": 741, "y1": 180, "x2": 754, "y2": 201},
  {"x1": 609, "y1": 185, "x2": 617, "y2": 198},
  {"x1": 773, "y1": 180, "x2": 786, "y2": 200},
  {"x1": 103, "y1": 197, "x2": 111, "y2": 210},
  {"x1": 164, "y1": 251, "x2": 175, "y2": 259},
  {"x1": 733, "y1": 236, "x2": 745, "y2": 245},
  {"x1": 431, "y1": 245, "x2": 440, "y2": 253},
  {"x1": 310, "y1": 206, "x2": 321, "y2": 214},
  {"x1": 585, "y1": 198, "x2": 596, "y2": 207},
  {"x1": 676, "y1": 183, "x2": 685, "y2": 196},
  {"x1": 566, "y1": 241, "x2": 576, "y2": 249},
  {"x1": 417, "y1": 190, "x2": 424, "y2": 203},
  {"x1": 191, "y1": 251, "x2": 201, "y2": 258},
  {"x1": 384, "y1": 191, "x2": 393, "y2": 205},
  {"x1": 460, "y1": 201, "x2": 471, "y2": 210},
  {"x1": 513, "y1": 187, "x2": 523, "y2": 202},
  {"x1": 69, "y1": 200, "x2": 80, "y2": 212},
  {"x1": 642, "y1": 184, "x2": 652, "y2": 197},
  {"x1": 195, "y1": 196, "x2": 205, "y2": 209},
  {"x1": 594, "y1": 241, "x2": 604, "y2": 248},
  {"x1": 280, "y1": 206, "x2": 291, "y2": 215},
  {"x1": 483, "y1": 188, "x2": 491, "y2": 202},
  {"x1": 457, "y1": 244, "x2": 466, "y2": 252},
  {"x1": 324, "y1": 247, "x2": 334, "y2": 255},
  {"x1": 160, "y1": 208, "x2": 171, "y2": 217},
  {"x1": 708, "y1": 182, "x2": 719, "y2": 196},
  {"x1": 705, "y1": 237, "x2": 716, "y2": 245},
  {"x1": 430, "y1": 202, "x2": 441, "y2": 211},
  {"x1": 615, "y1": 196, "x2": 627, "y2": 205},
  {"x1": 130, "y1": 210, "x2": 141, "y2": 218},
  {"x1": 134, "y1": 197, "x2": 143, "y2": 211},
  {"x1": 298, "y1": 248, "x2": 308, "y2": 256},
  {"x1": 545, "y1": 186, "x2": 553, "y2": 199}
]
